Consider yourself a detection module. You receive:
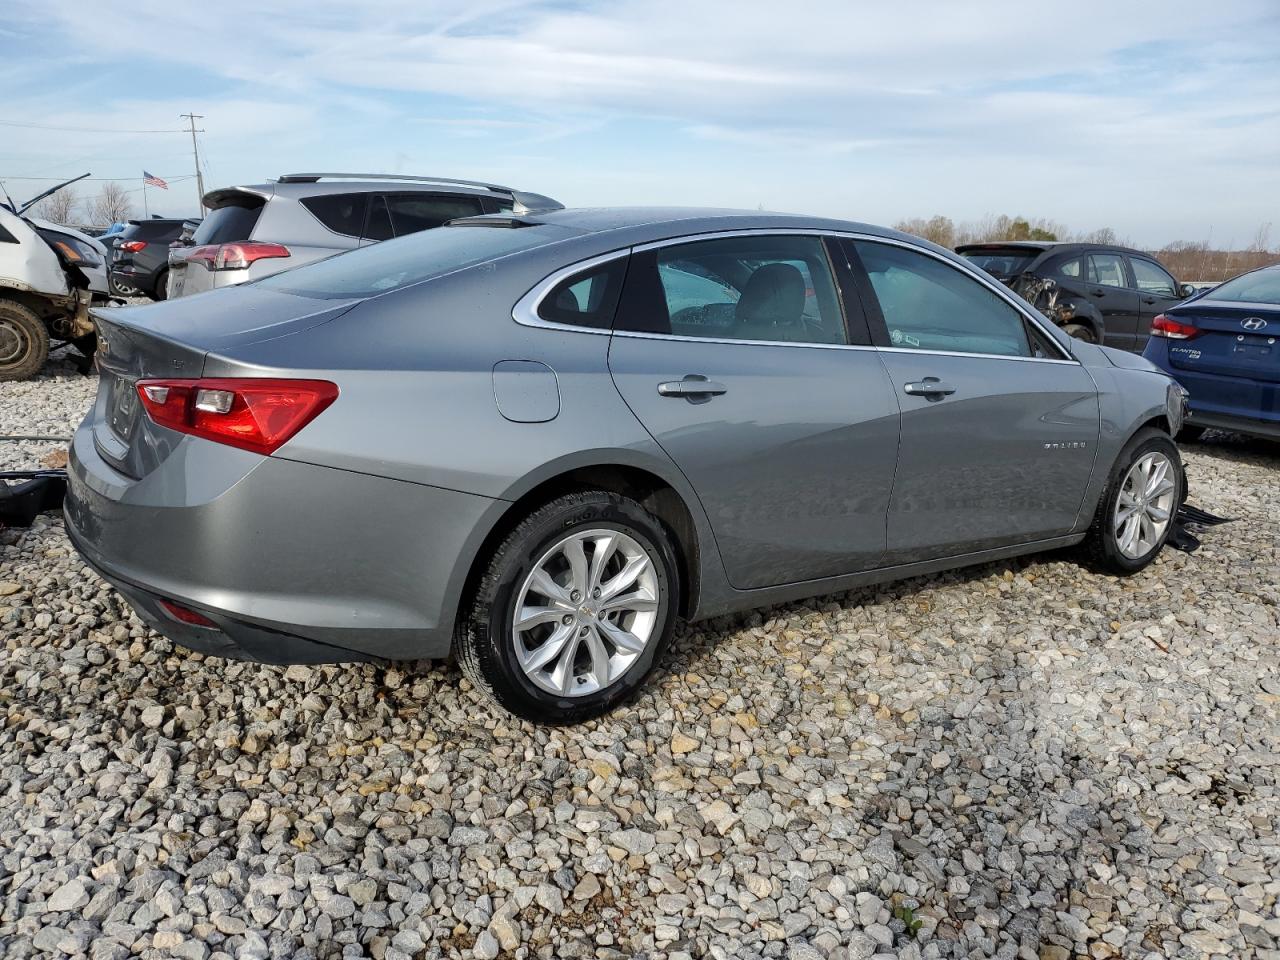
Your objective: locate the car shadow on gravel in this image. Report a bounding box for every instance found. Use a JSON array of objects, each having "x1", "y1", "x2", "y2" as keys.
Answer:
[{"x1": 1181, "y1": 430, "x2": 1280, "y2": 468}]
